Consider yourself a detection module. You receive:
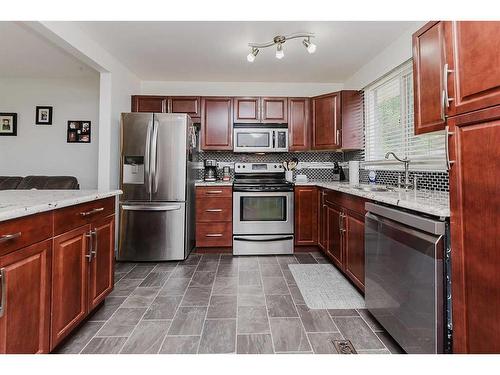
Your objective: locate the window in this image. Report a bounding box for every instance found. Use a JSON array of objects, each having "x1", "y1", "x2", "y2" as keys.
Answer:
[{"x1": 363, "y1": 60, "x2": 446, "y2": 171}]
